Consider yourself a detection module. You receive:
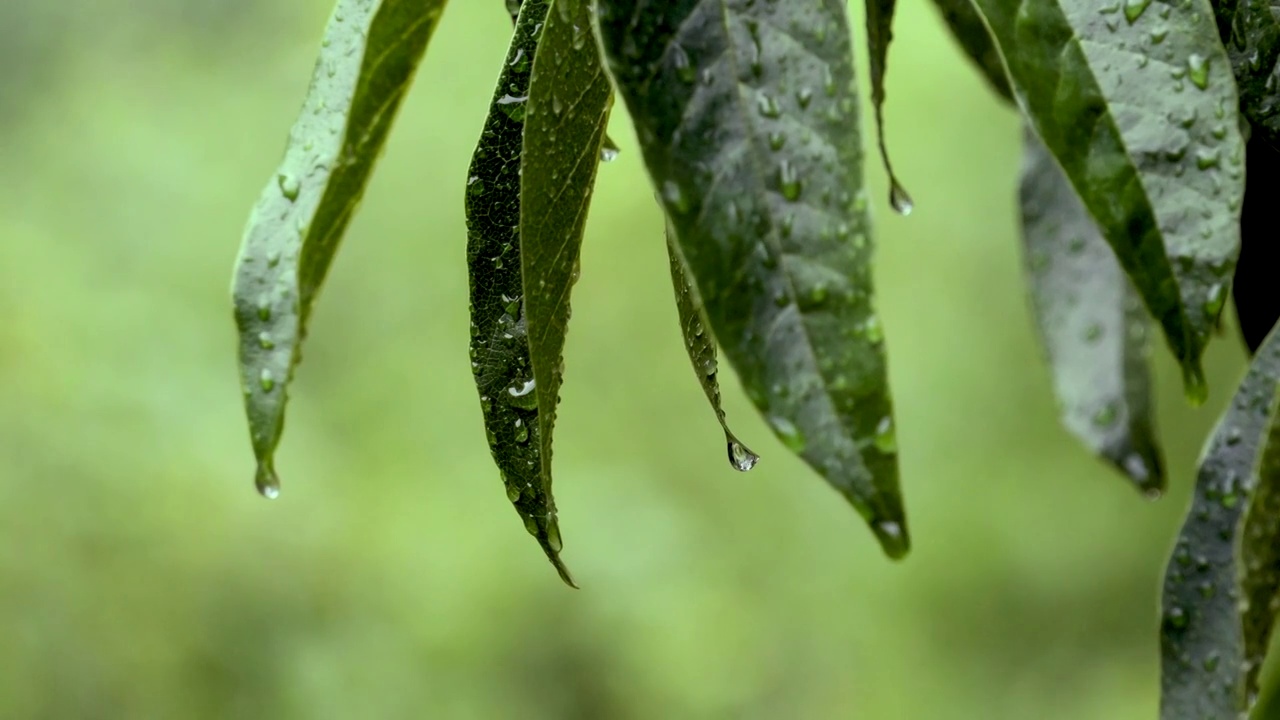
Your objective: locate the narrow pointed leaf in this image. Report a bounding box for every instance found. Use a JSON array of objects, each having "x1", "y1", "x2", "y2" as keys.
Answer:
[
  {"x1": 596, "y1": 0, "x2": 908, "y2": 556},
  {"x1": 864, "y1": 0, "x2": 911, "y2": 213},
  {"x1": 1233, "y1": 136, "x2": 1280, "y2": 355},
  {"x1": 1019, "y1": 130, "x2": 1164, "y2": 494},
  {"x1": 928, "y1": 0, "x2": 1012, "y2": 100},
  {"x1": 521, "y1": 0, "x2": 613, "y2": 581},
  {"x1": 231, "y1": 0, "x2": 447, "y2": 497},
  {"x1": 1160, "y1": 326, "x2": 1280, "y2": 719},
  {"x1": 969, "y1": 0, "x2": 1245, "y2": 399},
  {"x1": 466, "y1": 0, "x2": 610, "y2": 586},
  {"x1": 1210, "y1": 0, "x2": 1280, "y2": 147},
  {"x1": 665, "y1": 218, "x2": 760, "y2": 472}
]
